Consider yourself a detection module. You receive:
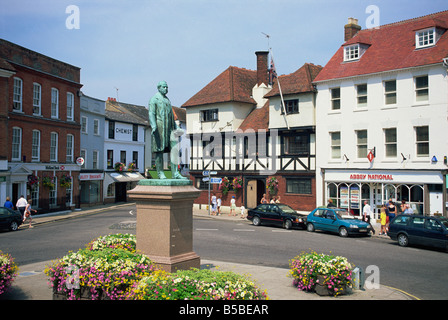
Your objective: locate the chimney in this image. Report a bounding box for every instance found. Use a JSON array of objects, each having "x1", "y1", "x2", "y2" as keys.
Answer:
[
  {"x1": 255, "y1": 51, "x2": 269, "y2": 86},
  {"x1": 344, "y1": 17, "x2": 361, "y2": 41}
]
